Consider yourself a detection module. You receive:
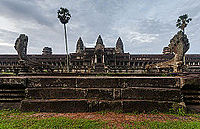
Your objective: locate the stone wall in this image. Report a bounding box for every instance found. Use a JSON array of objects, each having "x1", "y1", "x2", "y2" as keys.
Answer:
[{"x1": 0, "y1": 75, "x2": 198, "y2": 113}]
